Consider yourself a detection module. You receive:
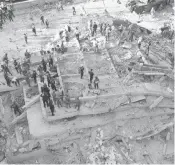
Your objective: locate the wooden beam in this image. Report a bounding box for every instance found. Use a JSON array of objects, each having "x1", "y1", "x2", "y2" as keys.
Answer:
[{"x1": 149, "y1": 96, "x2": 164, "y2": 110}]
